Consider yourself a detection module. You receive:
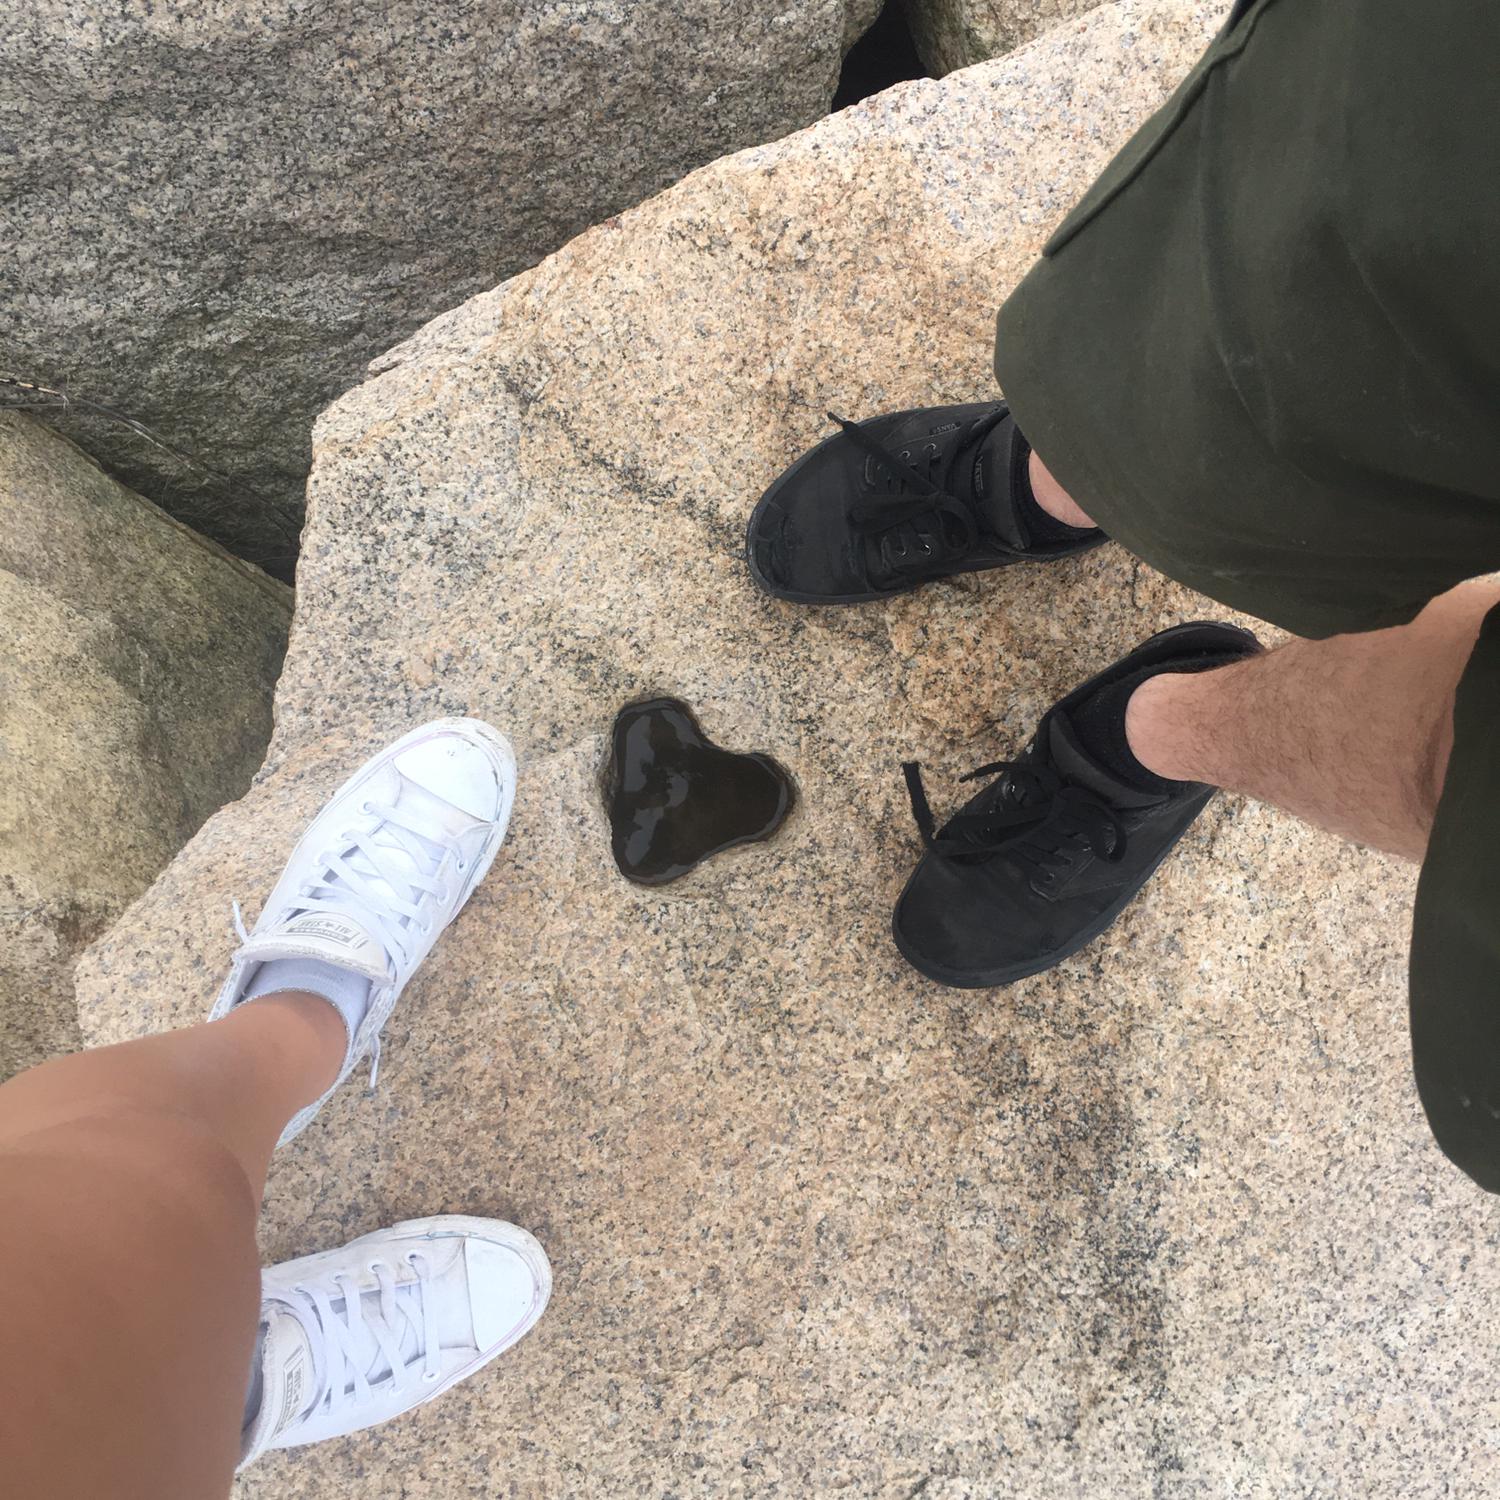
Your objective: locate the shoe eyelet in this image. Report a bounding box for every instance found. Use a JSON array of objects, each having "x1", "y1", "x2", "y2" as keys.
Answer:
[
  {"x1": 361, "y1": 801, "x2": 375, "y2": 815},
  {"x1": 422, "y1": 1370, "x2": 440, "y2": 1383},
  {"x1": 898, "y1": 449, "x2": 911, "y2": 462}
]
